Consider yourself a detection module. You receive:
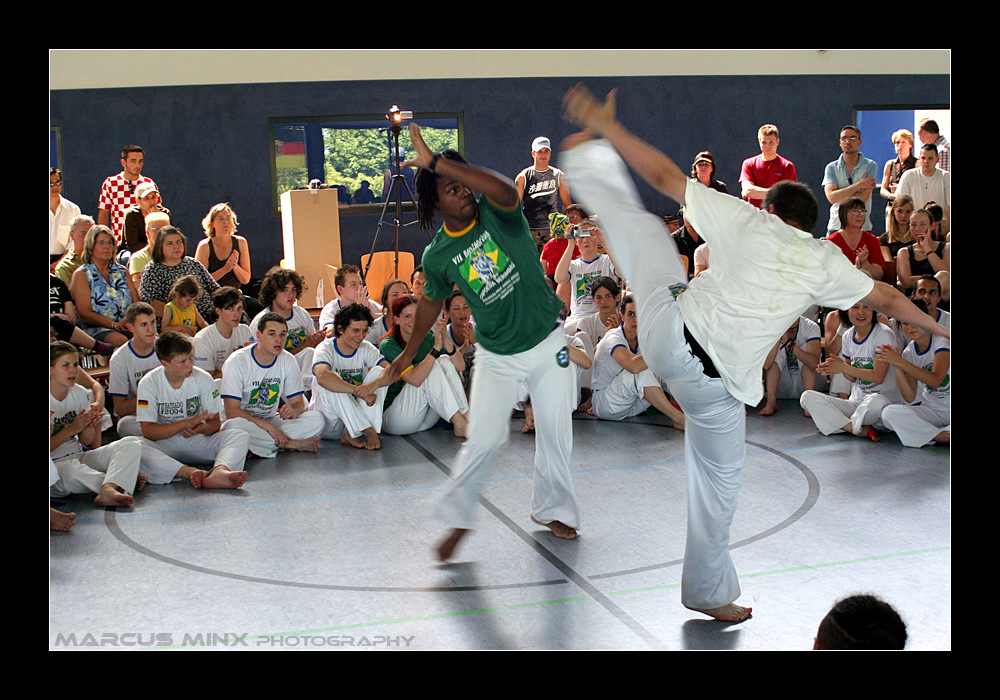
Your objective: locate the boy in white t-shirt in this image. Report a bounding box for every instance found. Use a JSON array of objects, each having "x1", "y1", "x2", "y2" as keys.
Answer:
[
  {"x1": 311, "y1": 303, "x2": 390, "y2": 450},
  {"x1": 110, "y1": 302, "x2": 162, "y2": 437},
  {"x1": 50, "y1": 341, "x2": 142, "y2": 507},
  {"x1": 193, "y1": 286, "x2": 254, "y2": 378},
  {"x1": 220, "y1": 312, "x2": 325, "y2": 457},
  {"x1": 136, "y1": 332, "x2": 249, "y2": 488},
  {"x1": 318, "y1": 264, "x2": 385, "y2": 341},
  {"x1": 252, "y1": 267, "x2": 326, "y2": 386},
  {"x1": 759, "y1": 315, "x2": 822, "y2": 416}
]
